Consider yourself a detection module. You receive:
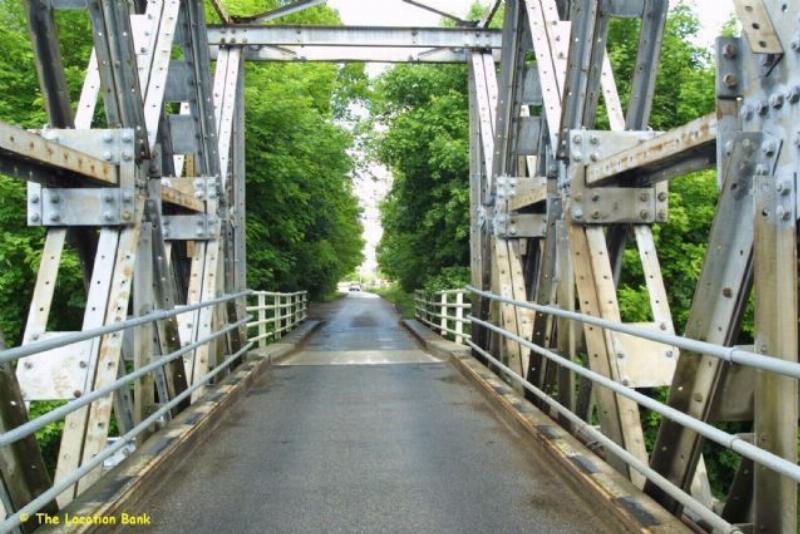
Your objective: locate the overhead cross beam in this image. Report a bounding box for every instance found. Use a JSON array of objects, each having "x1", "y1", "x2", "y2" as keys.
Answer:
[{"x1": 206, "y1": 24, "x2": 502, "y2": 49}]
